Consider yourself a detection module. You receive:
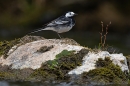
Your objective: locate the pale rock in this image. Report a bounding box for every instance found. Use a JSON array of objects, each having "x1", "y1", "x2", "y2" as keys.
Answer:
[
  {"x1": 68, "y1": 51, "x2": 129, "y2": 75},
  {"x1": 0, "y1": 39, "x2": 83, "y2": 69}
]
